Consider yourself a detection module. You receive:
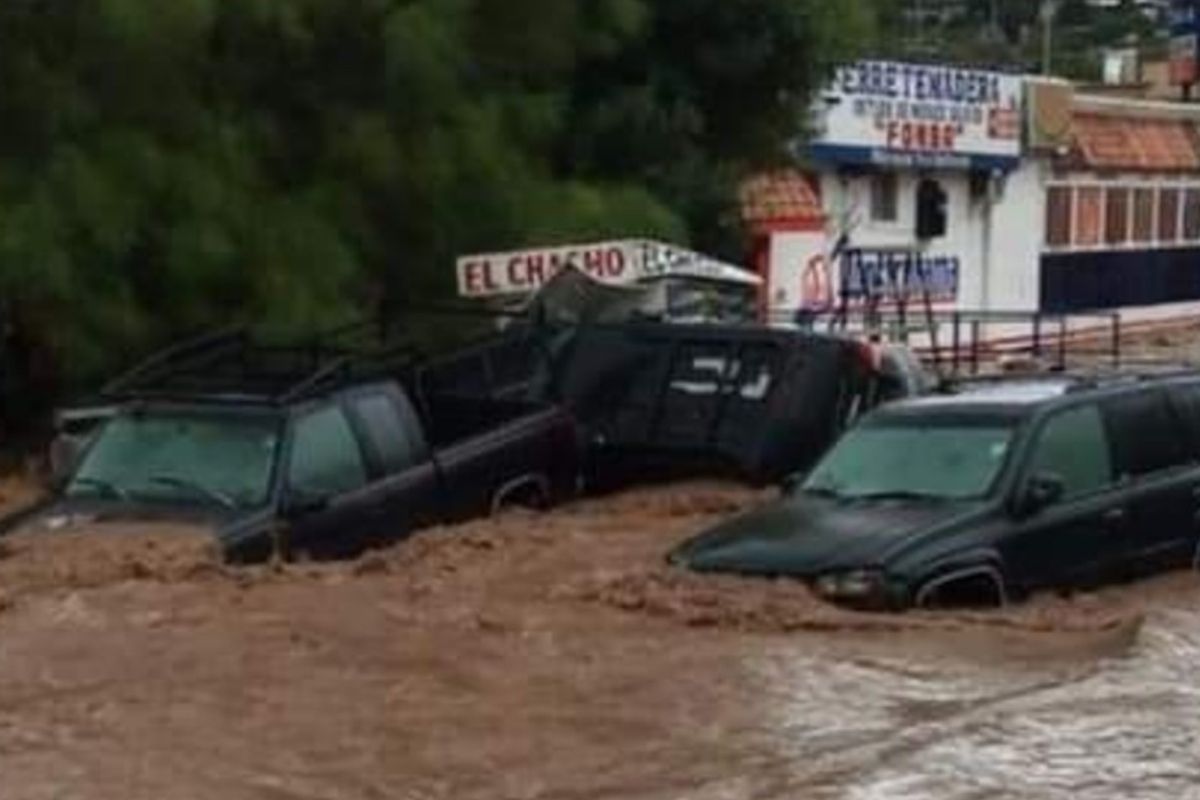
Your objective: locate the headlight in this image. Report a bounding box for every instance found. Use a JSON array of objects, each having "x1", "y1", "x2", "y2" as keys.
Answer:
[{"x1": 814, "y1": 569, "x2": 885, "y2": 599}]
